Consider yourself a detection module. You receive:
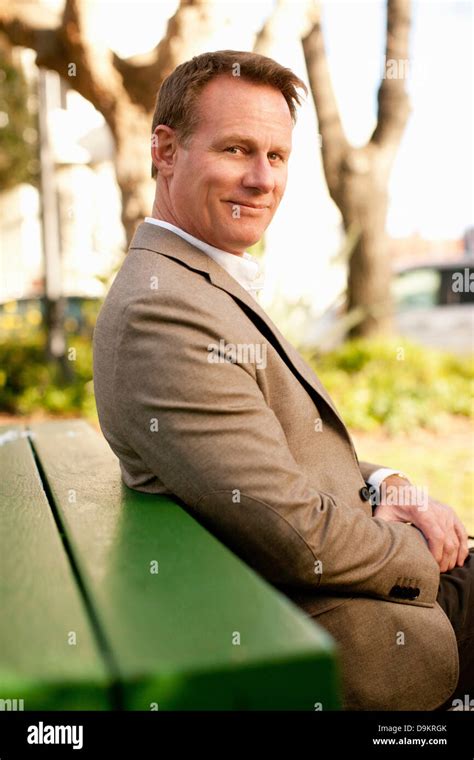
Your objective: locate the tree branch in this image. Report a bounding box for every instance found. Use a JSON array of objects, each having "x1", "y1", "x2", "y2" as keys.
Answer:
[
  {"x1": 112, "y1": 49, "x2": 162, "y2": 112},
  {"x1": 370, "y1": 0, "x2": 411, "y2": 153},
  {"x1": 302, "y1": 11, "x2": 350, "y2": 196},
  {"x1": 0, "y1": 5, "x2": 64, "y2": 70},
  {"x1": 56, "y1": 0, "x2": 127, "y2": 133},
  {"x1": 0, "y1": 0, "x2": 129, "y2": 134},
  {"x1": 111, "y1": 0, "x2": 223, "y2": 112}
]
